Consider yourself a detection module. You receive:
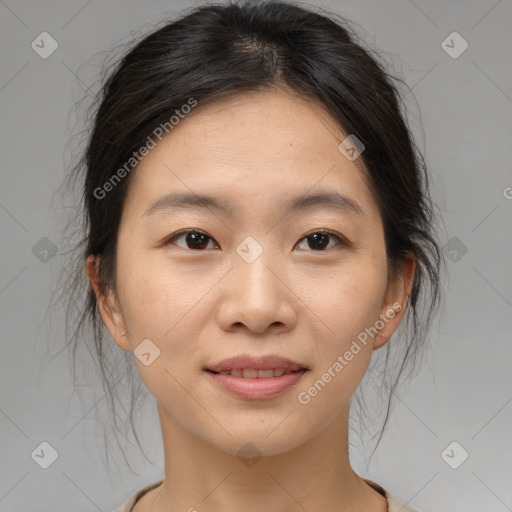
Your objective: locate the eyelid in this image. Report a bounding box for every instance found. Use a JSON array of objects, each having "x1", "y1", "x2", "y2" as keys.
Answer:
[
  {"x1": 163, "y1": 229, "x2": 219, "y2": 249},
  {"x1": 163, "y1": 228, "x2": 350, "y2": 251},
  {"x1": 295, "y1": 229, "x2": 349, "y2": 250}
]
